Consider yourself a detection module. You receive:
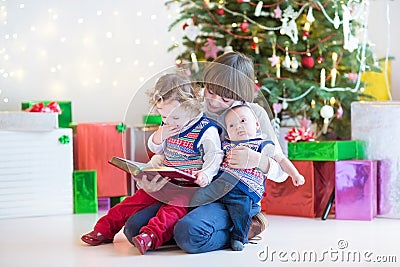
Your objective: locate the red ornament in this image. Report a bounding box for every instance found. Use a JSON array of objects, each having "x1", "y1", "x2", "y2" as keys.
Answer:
[
  {"x1": 216, "y1": 8, "x2": 224, "y2": 16},
  {"x1": 182, "y1": 23, "x2": 188, "y2": 30},
  {"x1": 240, "y1": 21, "x2": 249, "y2": 32},
  {"x1": 251, "y1": 41, "x2": 257, "y2": 50},
  {"x1": 317, "y1": 55, "x2": 325, "y2": 64},
  {"x1": 237, "y1": 0, "x2": 244, "y2": 3},
  {"x1": 301, "y1": 55, "x2": 315, "y2": 69},
  {"x1": 302, "y1": 31, "x2": 310, "y2": 40}
]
